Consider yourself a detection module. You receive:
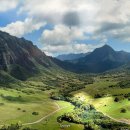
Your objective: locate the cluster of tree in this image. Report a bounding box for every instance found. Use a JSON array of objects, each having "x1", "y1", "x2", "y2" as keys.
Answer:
[
  {"x1": 60, "y1": 83, "x2": 85, "y2": 96},
  {"x1": 84, "y1": 121, "x2": 100, "y2": 130},
  {"x1": 50, "y1": 83, "x2": 86, "y2": 100},
  {"x1": 111, "y1": 80, "x2": 130, "y2": 89},
  {"x1": 57, "y1": 96, "x2": 130, "y2": 130}
]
